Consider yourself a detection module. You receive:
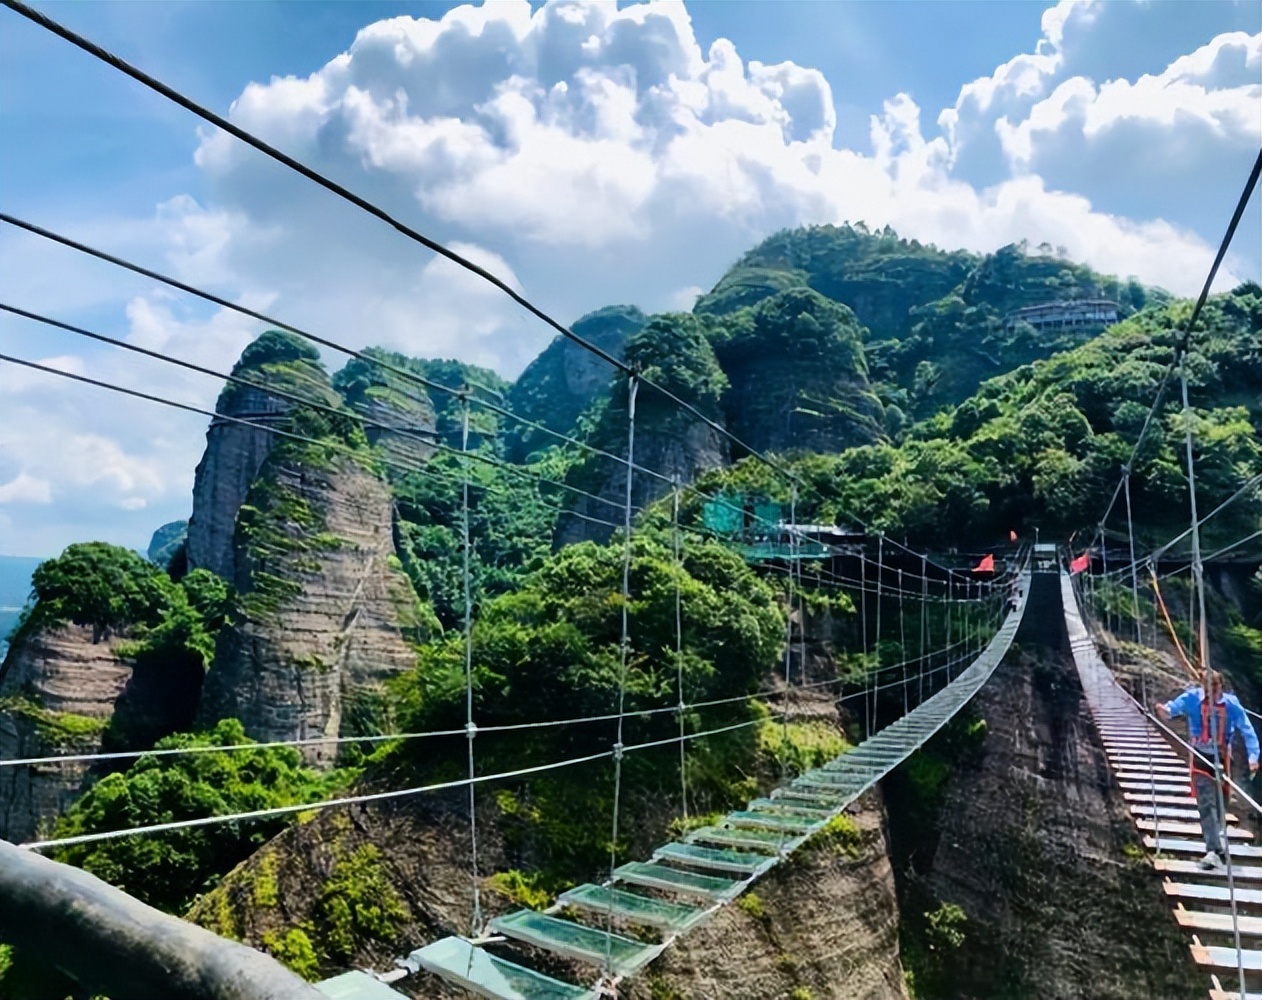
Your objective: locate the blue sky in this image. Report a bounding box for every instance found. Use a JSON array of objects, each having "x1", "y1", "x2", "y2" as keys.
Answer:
[{"x1": 0, "y1": 0, "x2": 1259, "y2": 558}]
